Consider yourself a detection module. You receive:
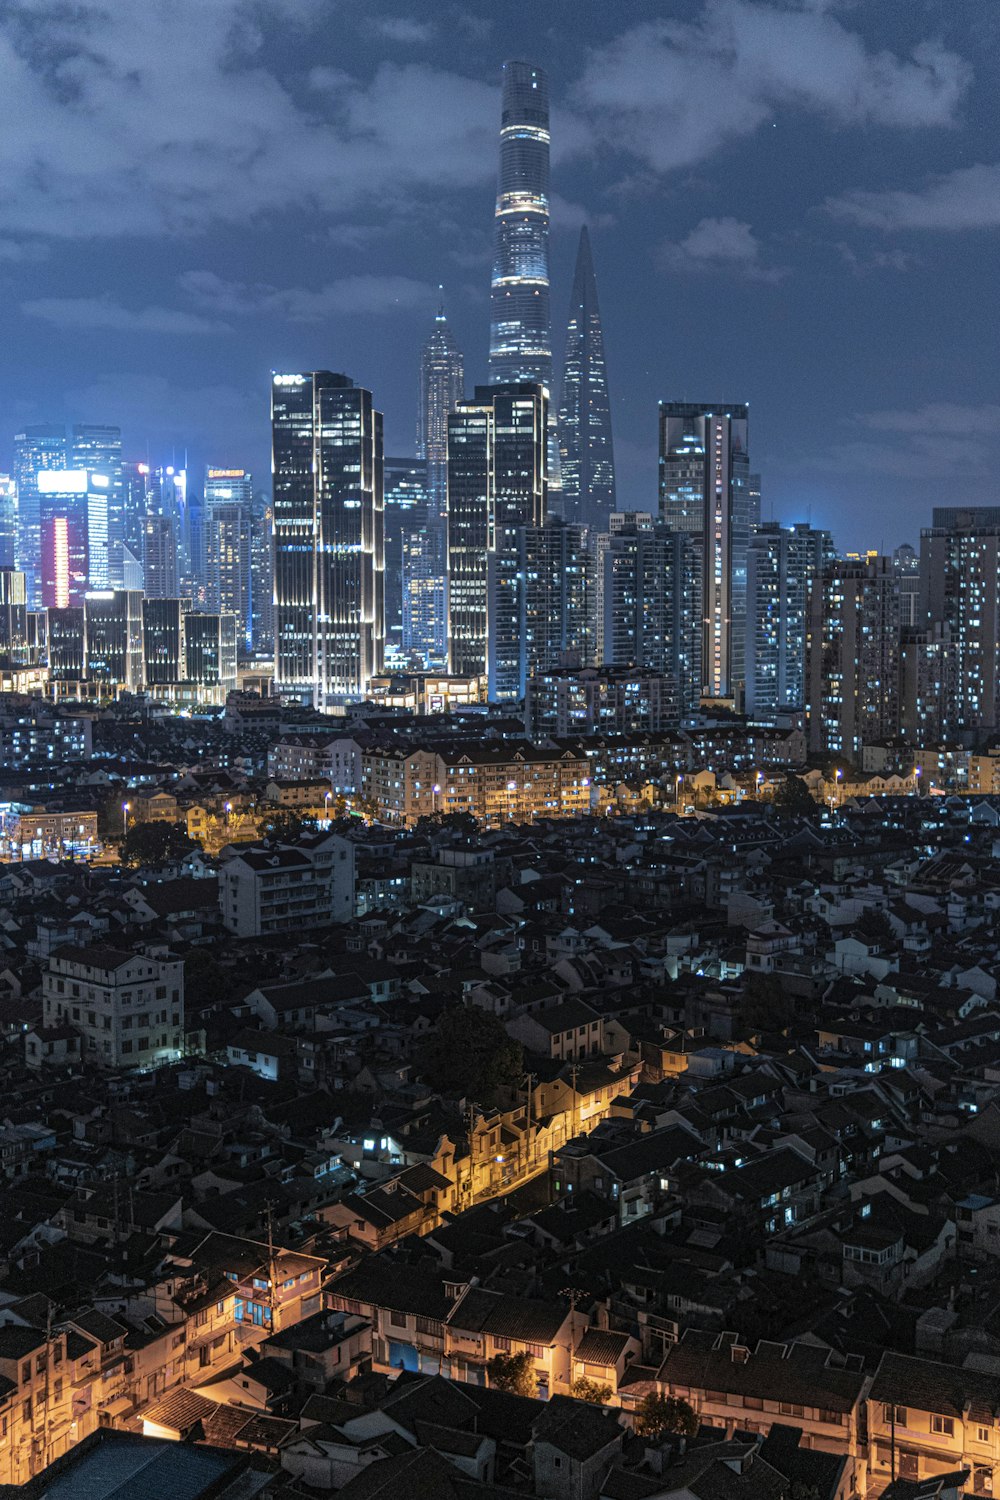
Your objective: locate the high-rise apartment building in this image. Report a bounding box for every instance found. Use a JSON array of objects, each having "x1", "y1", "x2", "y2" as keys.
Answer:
[
  {"x1": 446, "y1": 383, "x2": 547, "y2": 695},
  {"x1": 272, "y1": 372, "x2": 384, "y2": 705},
  {"x1": 519, "y1": 520, "x2": 593, "y2": 681},
  {"x1": 659, "y1": 402, "x2": 751, "y2": 702},
  {"x1": 893, "y1": 542, "x2": 920, "y2": 629},
  {"x1": 600, "y1": 521, "x2": 701, "y2": 712},
  {"x1": 488, "y1": 61, "x2": 560, "y2": 498},
  {"x1": 203, "y1": 467, "x2": 253, "y2": 650},
  {"x1": 746, "y1": 522, "x2": 835, "y2": 718},
  {"x1": 558, "y1": 226, "x2": 615, "y2": 534},
  {"x1": 13, "y1": 424, "x2": 66, "y2": 606},
  {"x1": 899, "y1": 624, "x2": 958, "y2": 745},
  {"x1": 921, "y1": 522, "x2": 1000, "y2": 733},
  {"x1": 806, "y1": 554, "x2": 900, "y2": 756}
]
